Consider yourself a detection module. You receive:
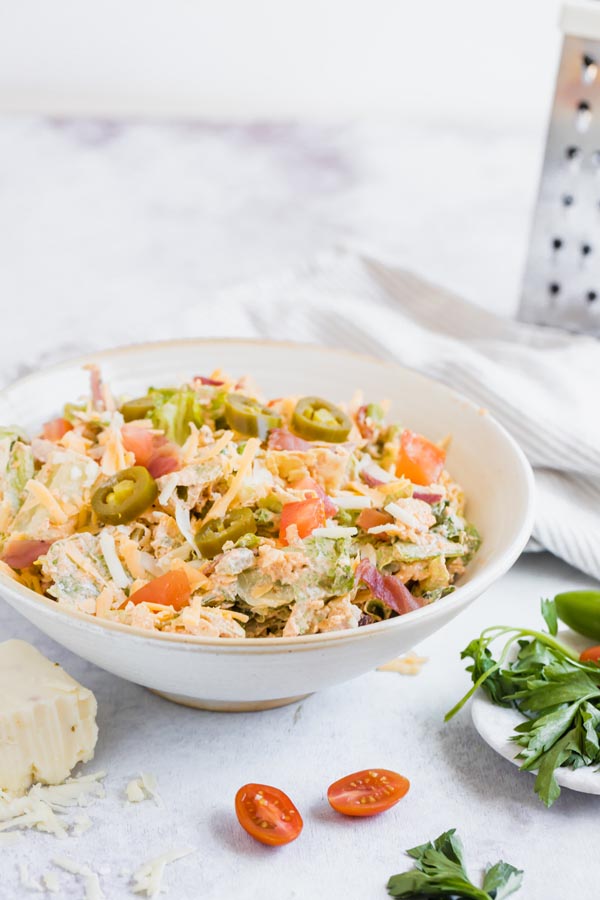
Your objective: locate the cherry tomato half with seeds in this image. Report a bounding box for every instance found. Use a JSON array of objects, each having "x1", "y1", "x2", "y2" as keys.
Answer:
[
  {"x1": 580, "y1": 645, "x2": 600, "y2": 664},
  {"x1": 327, "y1": 769, "x2": 410, "y2": 817},
  {"x1": 235, "y1": 783, "x2": 303, "y2": 846}
]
